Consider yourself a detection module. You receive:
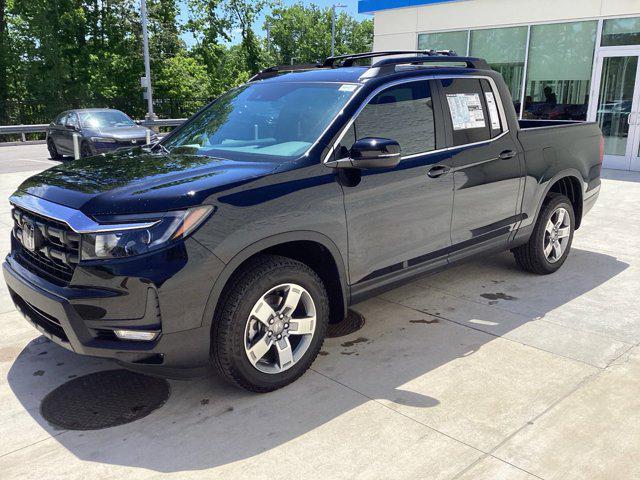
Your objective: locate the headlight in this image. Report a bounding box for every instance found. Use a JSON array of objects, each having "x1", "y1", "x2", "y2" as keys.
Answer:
[
  {"x1": 90, "y1": 137, "x2": 117, "y2": 143},
  {"x1": 81, "y1": 205, "x2": 213, "y2": 260}
]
